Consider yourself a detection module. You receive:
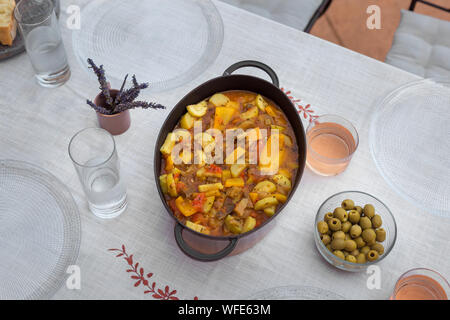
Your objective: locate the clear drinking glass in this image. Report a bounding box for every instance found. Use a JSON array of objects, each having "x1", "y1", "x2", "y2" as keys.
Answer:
[
  {"x1": 69, "y1": 128, "x2": 128, "y2": 219},
  {"x1": 391, "y1": 268, "x2": 449, "y2": 300},
  {"x1": 306, "y1": 114, "x2": 359, "y2": 176},
  {"x1": 14, "y1": 0, "x2": 70, "y2": 87}
]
